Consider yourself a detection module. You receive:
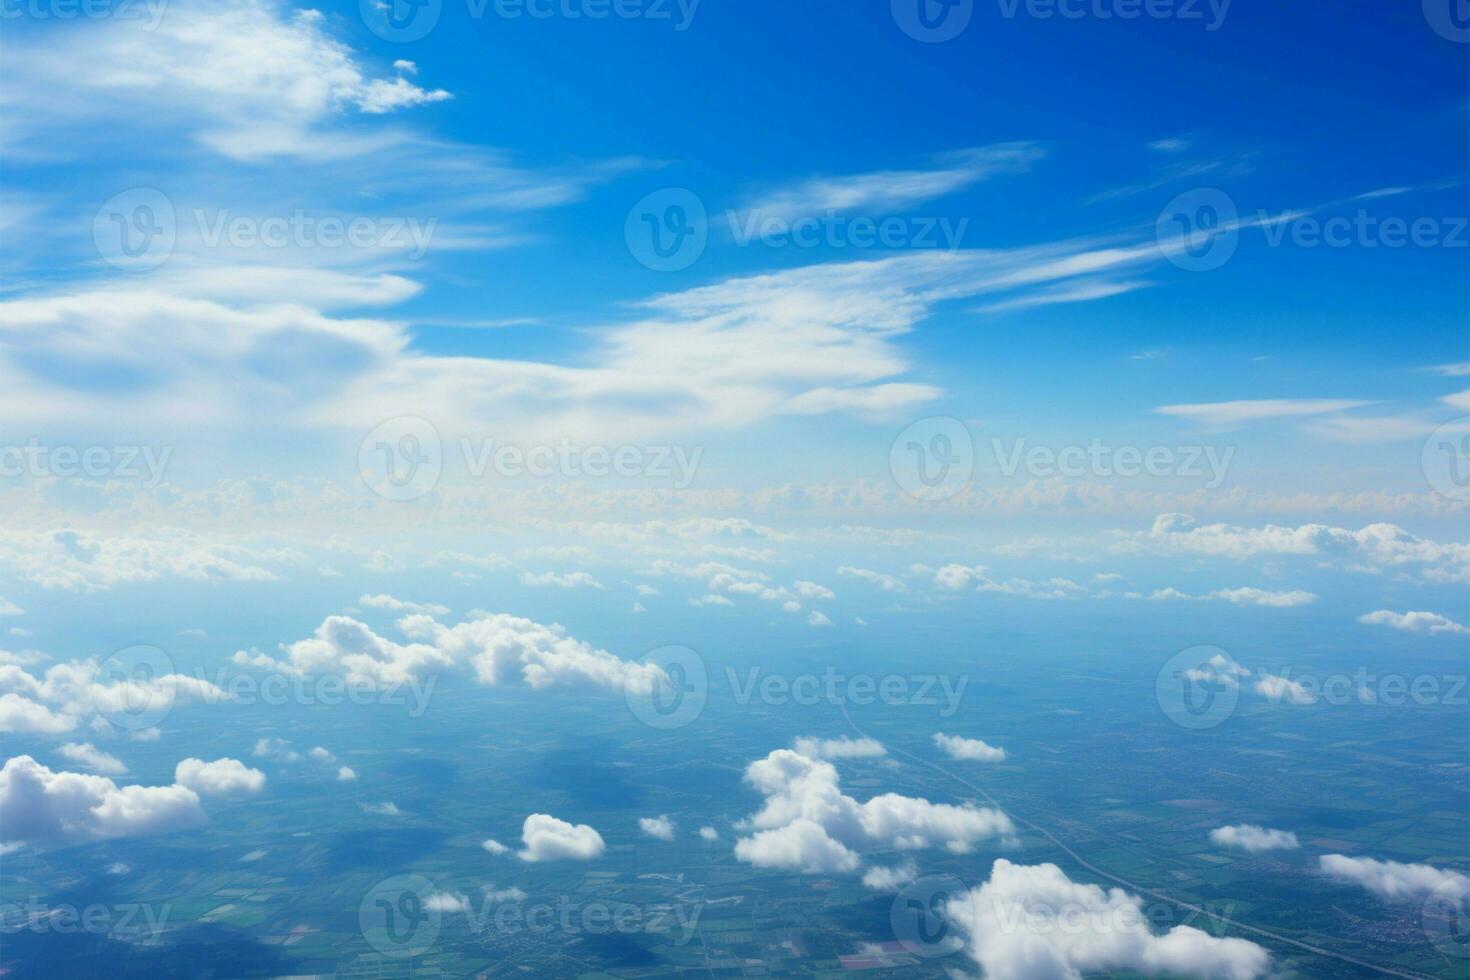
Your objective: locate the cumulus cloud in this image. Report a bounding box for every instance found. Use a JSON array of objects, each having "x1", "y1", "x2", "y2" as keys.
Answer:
[
  {"x1": 0, "y1": 653, "x2": 226, "y2": 734},
  {"x1": 698, "y1": 826, "x2": 719, "y2": 841},
  {"x1": 1319, "y1": 855, "x2": 1470, "y2": 902},
  {"x1": 1148, "y1": 586, "x2": 1317, "y2": 608},
  {"x1": 359, "y1": 594, "x2": 450, "y2": 616},
  {"x1": 482, "y1": 838, "x2": 510, "y2": 855},
  {"x1": 240, "y1": 611, "x2": 666, "y2": 695},
  {"x1": 1253, "y1": 673, "x2": 1316, "y2": 705},
  {"x1": 946, "y1": 859, "x2": 1271, "y2": 980},
  {"x1": 862, "y1": 860, "x2": 918, "y2": 891},
  {"x1": 520, "y1": 571, "x2": 605, "y2": 590},
  {"x1": 425, "y1": 892, "x2": 470, "y2": 913},
  {"x1": 1209, "y1": 824, "x2": 1299, "y2": 853},
  {"x1": 837, "y1": 566, "x2": 907, "y2": 593},
  {"x1": 1357, "y1": 610, "x2": 1469, "y2": 634},
  {"x1": 792, "y1": 736, "x2": 886, "y2": 760},
  {"x1": 806, "y1": 610, "x2": 833, "y2": 627},
  {"x1": 933, "y1": 733, "x2": 1006, "y2": 762},
  {"x1": 57, "y1": 742, "x2": 127, "y2": 776},
  {"x1": 518, "y1": 813, "x2": 605, "y2": 862},
  {"x1": 174, "y1": 757, "x2": 266, "y2": 796},
  {"x1": 733, "y1": 747, "x2": 1015, "y2": 875},
  {"x1": 0, "y1": 755, "x2": 204, "y2": 848},
  {"x1": 794, "y1": 580, "x2": 836, "y2": 600},
  {"x1": 337, "y1": 766, "x2": 358, "y2": 782},
  {"x1": 639, "y1": 815, "x2": 675, "y2": 840}
]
